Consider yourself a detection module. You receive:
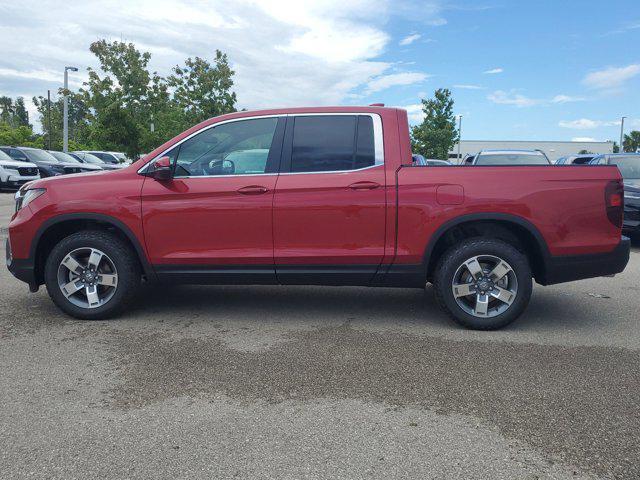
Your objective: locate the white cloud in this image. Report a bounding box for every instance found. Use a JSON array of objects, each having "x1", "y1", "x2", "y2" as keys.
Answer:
[
  {"x1": 0, "y1": 68, "x2": 62, "y2": 83},
  {"x1": 453, "y1": 84, "x2": 484, "y2": 90},
  {"x1": 428, "y1": 18, "x2": 448, "y2": 26},
  {"x1": 603, "y1": 21, "x2": 640, "y2": 36},
  {"x1": 551, "y1": 94, "x2": 586, "y2": 104},
  {"x1": 366, "y1": 72, "x2": 429, "y2": 94},
  {"x1": 582, "y1": 64, "x2": 640, "y2": 90},
  {"x1": 398, "y1": 103, "x2": 424, "y2": 123},
  {"x1": 558, "y1": 118, "x2": 620, "y2": 130},
  {"x1": 399, "y1": 33, "x2": 421, "y2": 46},
  {"x1": 0, "y1": 0, "x2": 450, "y2": 131},
  {"x1": 571, "y1": 137, "x2": 598, "y2": 142},
  {"x1": 483, "y1": 67, "x2": 503, "y2": 74},
  {"x1": 487, "y1": 90, "x2": 539, "y2": 107},
  {"x1": 487, "y1": 91, "x2": 586, "y2": 107}
]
